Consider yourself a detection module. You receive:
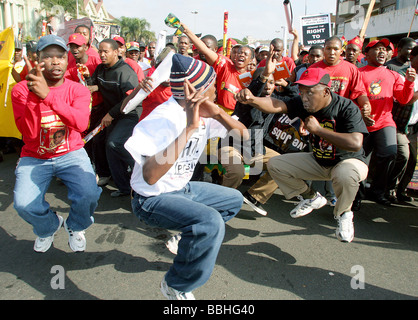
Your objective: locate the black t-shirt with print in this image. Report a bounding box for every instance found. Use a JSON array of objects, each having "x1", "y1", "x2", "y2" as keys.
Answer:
[{"x1": 285, "y1": 92, "x2": 368, "y2": 167}]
